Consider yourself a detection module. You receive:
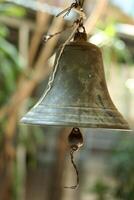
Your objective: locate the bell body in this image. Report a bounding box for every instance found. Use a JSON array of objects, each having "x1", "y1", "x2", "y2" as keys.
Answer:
[{"x1": 21, "y1": 40, "x2": 129, "y2": 130}]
